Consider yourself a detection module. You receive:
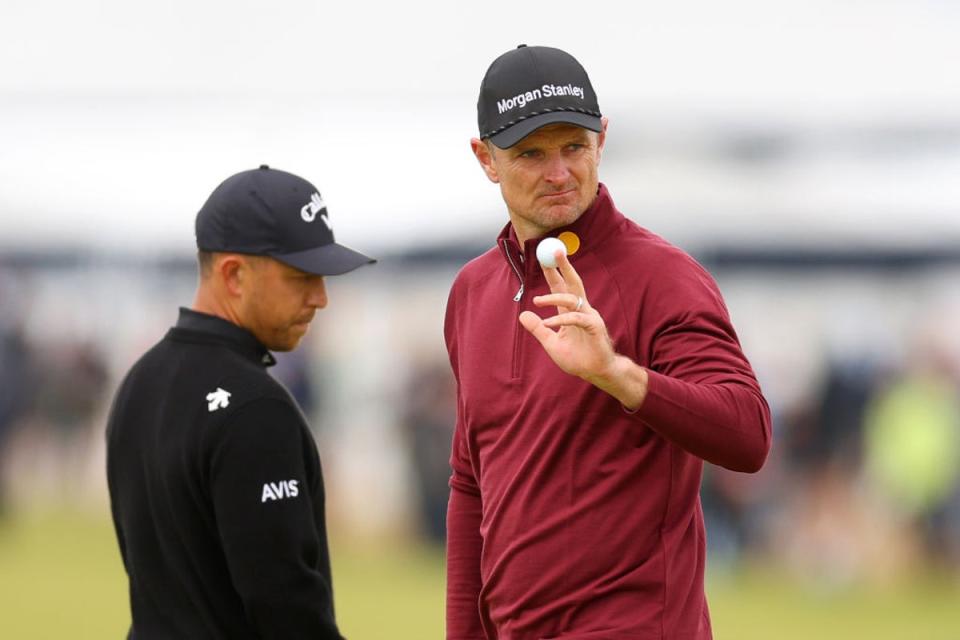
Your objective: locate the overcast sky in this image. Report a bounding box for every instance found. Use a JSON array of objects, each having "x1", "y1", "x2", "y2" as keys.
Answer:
[{"x1": 1, "y1": 0, "x2": 958, "y2": 254}]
